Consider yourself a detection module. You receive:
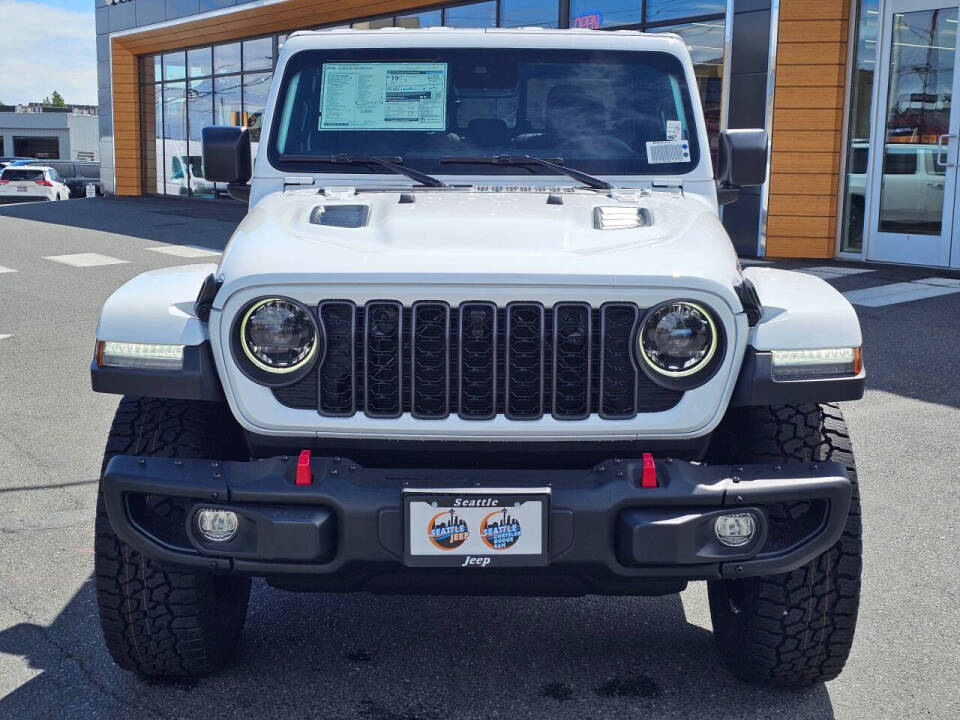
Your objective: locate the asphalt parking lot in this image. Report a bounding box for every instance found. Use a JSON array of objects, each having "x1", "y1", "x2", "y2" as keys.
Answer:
[{"x1": 0, "y1": 197, "x2": 958, "y2": 719}]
